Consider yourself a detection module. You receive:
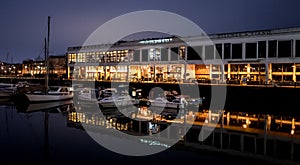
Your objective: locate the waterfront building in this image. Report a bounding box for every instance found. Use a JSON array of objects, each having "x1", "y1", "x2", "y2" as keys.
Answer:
[
  {"x1": 22, "y1": 55, "x2": 66, "y2": 78},
  {"x1": 0, "y1": 62, "x2": 22, "y2": 77},
  {"x1": 67, "y1": 27, "x2": 300, "y2": 84}
]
